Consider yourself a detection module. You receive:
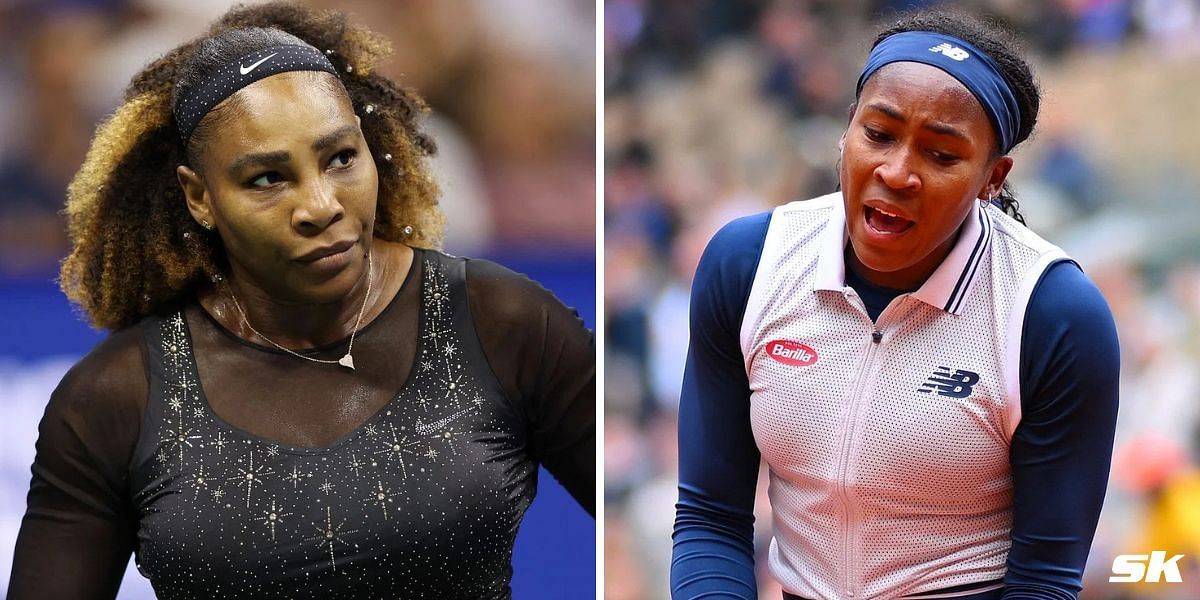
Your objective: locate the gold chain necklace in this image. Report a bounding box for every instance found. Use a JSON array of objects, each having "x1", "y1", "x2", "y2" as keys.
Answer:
[{"x1": 224, "y1": 252, "x2": 373, "y2": 370}]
